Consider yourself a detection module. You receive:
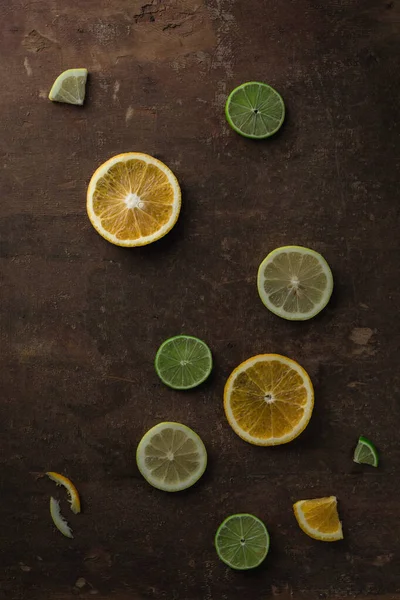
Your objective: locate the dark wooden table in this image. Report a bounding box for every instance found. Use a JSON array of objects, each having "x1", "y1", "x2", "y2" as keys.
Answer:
[{"x1": 1, "y1": 1, "x2": 399, "y2": 599}]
